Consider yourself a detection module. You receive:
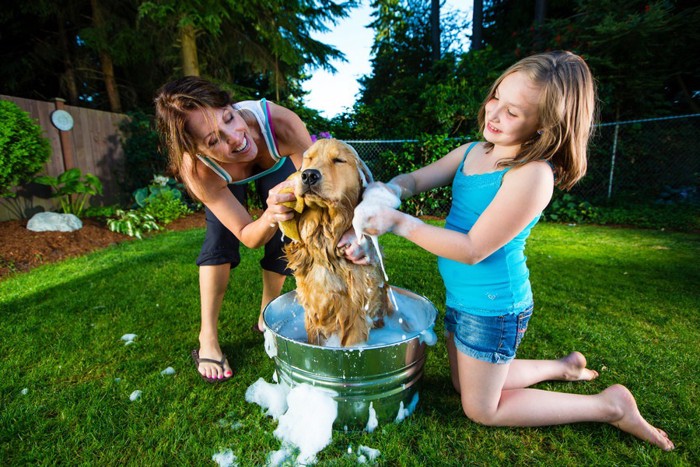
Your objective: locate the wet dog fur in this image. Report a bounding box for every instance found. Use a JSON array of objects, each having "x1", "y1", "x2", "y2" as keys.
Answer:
[{"x1": 283, "y1": 139, "x2": 390, "y2": 347}]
